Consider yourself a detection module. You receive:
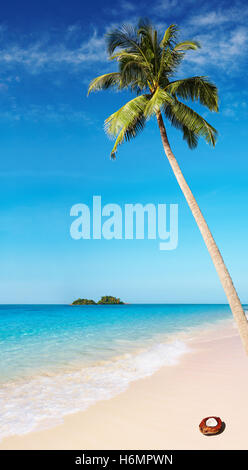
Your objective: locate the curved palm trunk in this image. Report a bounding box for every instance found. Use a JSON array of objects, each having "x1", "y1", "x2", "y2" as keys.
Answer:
[{"x1": 156, "y1": 110, "x2": 248, "y2": 355}]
